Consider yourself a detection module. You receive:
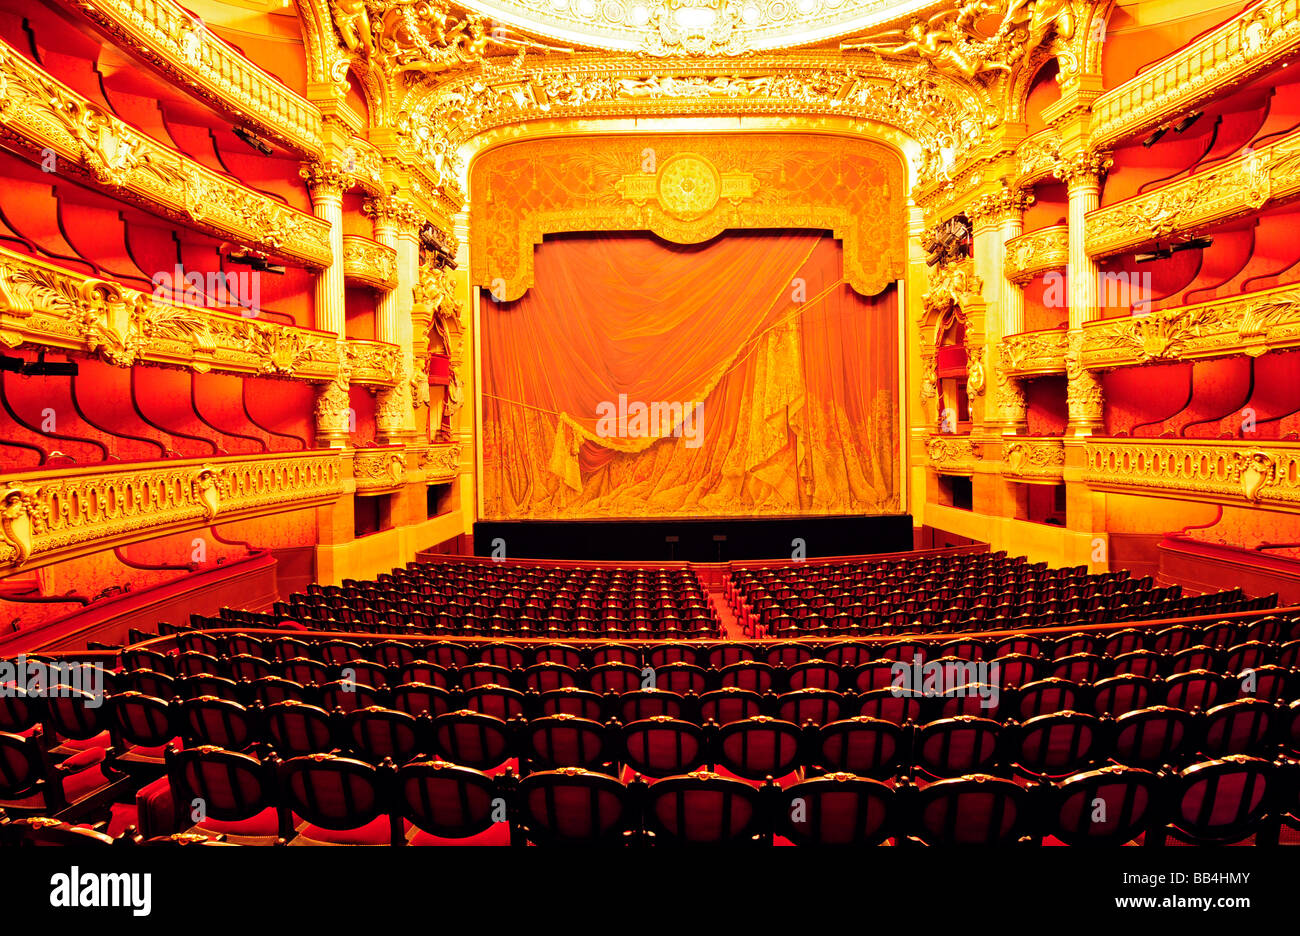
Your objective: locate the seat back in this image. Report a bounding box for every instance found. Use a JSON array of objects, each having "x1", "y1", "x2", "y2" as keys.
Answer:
[
  {"x1": 776, "y1": 774, "x2": 893, "y2": 845},
  {"x1": 515, "y1": 769, "x2": 632, "y2": 844}
]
